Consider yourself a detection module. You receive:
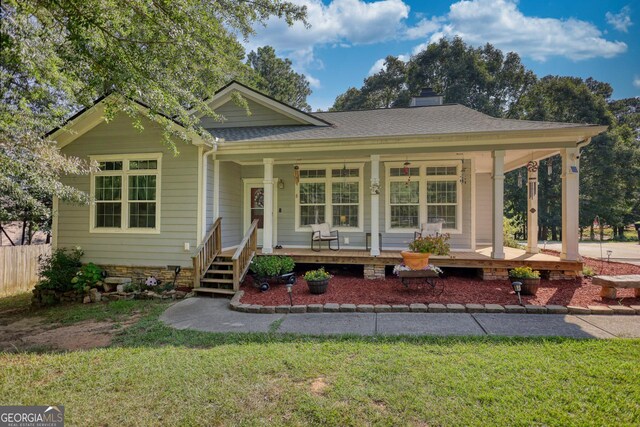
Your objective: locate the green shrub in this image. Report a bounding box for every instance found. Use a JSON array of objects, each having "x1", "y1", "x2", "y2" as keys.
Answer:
[
  {"x1": 504, "y1": 216, "x2": 522, "y2": 249},
  {"x1": 37, "y1": 248, "x2": 83, "y2": 292},
  {"x1": 582, "y1": 266, "x2": 595, "y2": 277},
  {"x1": 408, "y1": 234, "x2": 451, "y2": 255},
  {"x1": 250, "y1": 256, "x2": 295, "y2": 277},
  {"x1": 71, "y1": 262, "x2": 103, "y2": 293},
  {"x1": 303, "y1": 267, "x2": 331, "y2": 281},
  {"x1": 509, "y1": 266, "x2": 540, "y2": 279}
]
